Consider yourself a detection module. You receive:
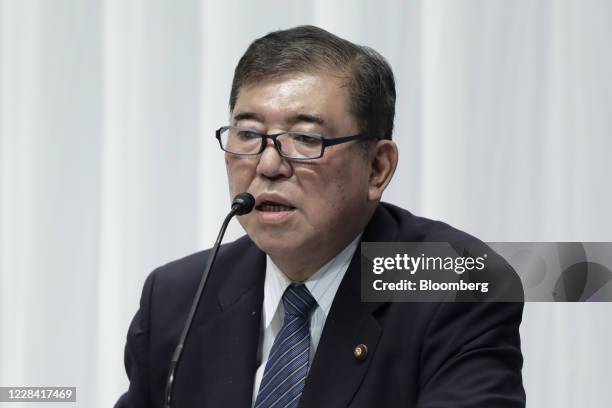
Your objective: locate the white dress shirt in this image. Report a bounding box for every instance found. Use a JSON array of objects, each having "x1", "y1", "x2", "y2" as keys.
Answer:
[{"x1": 251, "y1": 234, "x2": 362, "y2": 405}]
